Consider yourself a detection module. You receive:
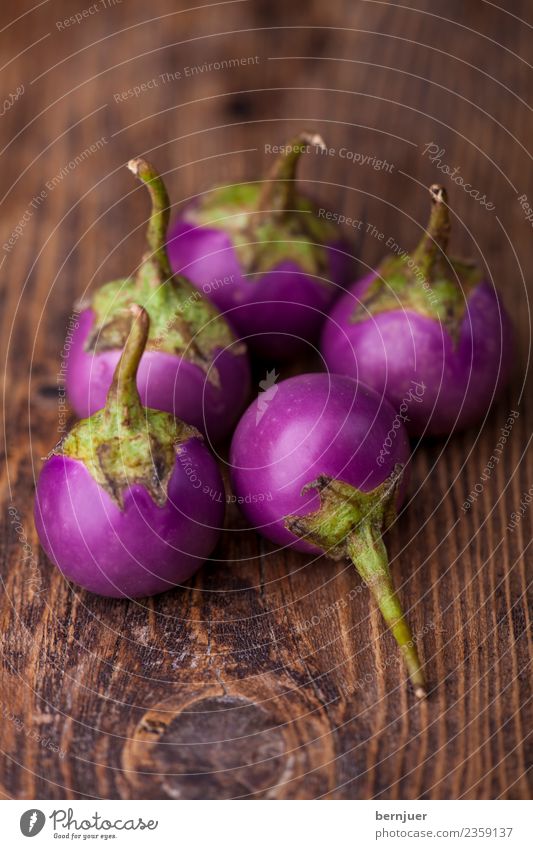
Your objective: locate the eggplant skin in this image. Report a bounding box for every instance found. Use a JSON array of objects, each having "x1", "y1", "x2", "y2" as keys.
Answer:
[
  {"x1": 34, "y1": 437, "x2": 225, "y2": 598},
  {"x1": 321, "y1": 274, "x2": 513, "y2": 436},
  {"x1": 66, "y1": 308, "x2": 251, "y2": 444},
  {"x1": 230, "y1": 373, "x2": 410, "y2": 551},
  {"x1": 167, "y1": 216, "x2": 352, "y2": 361}
]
